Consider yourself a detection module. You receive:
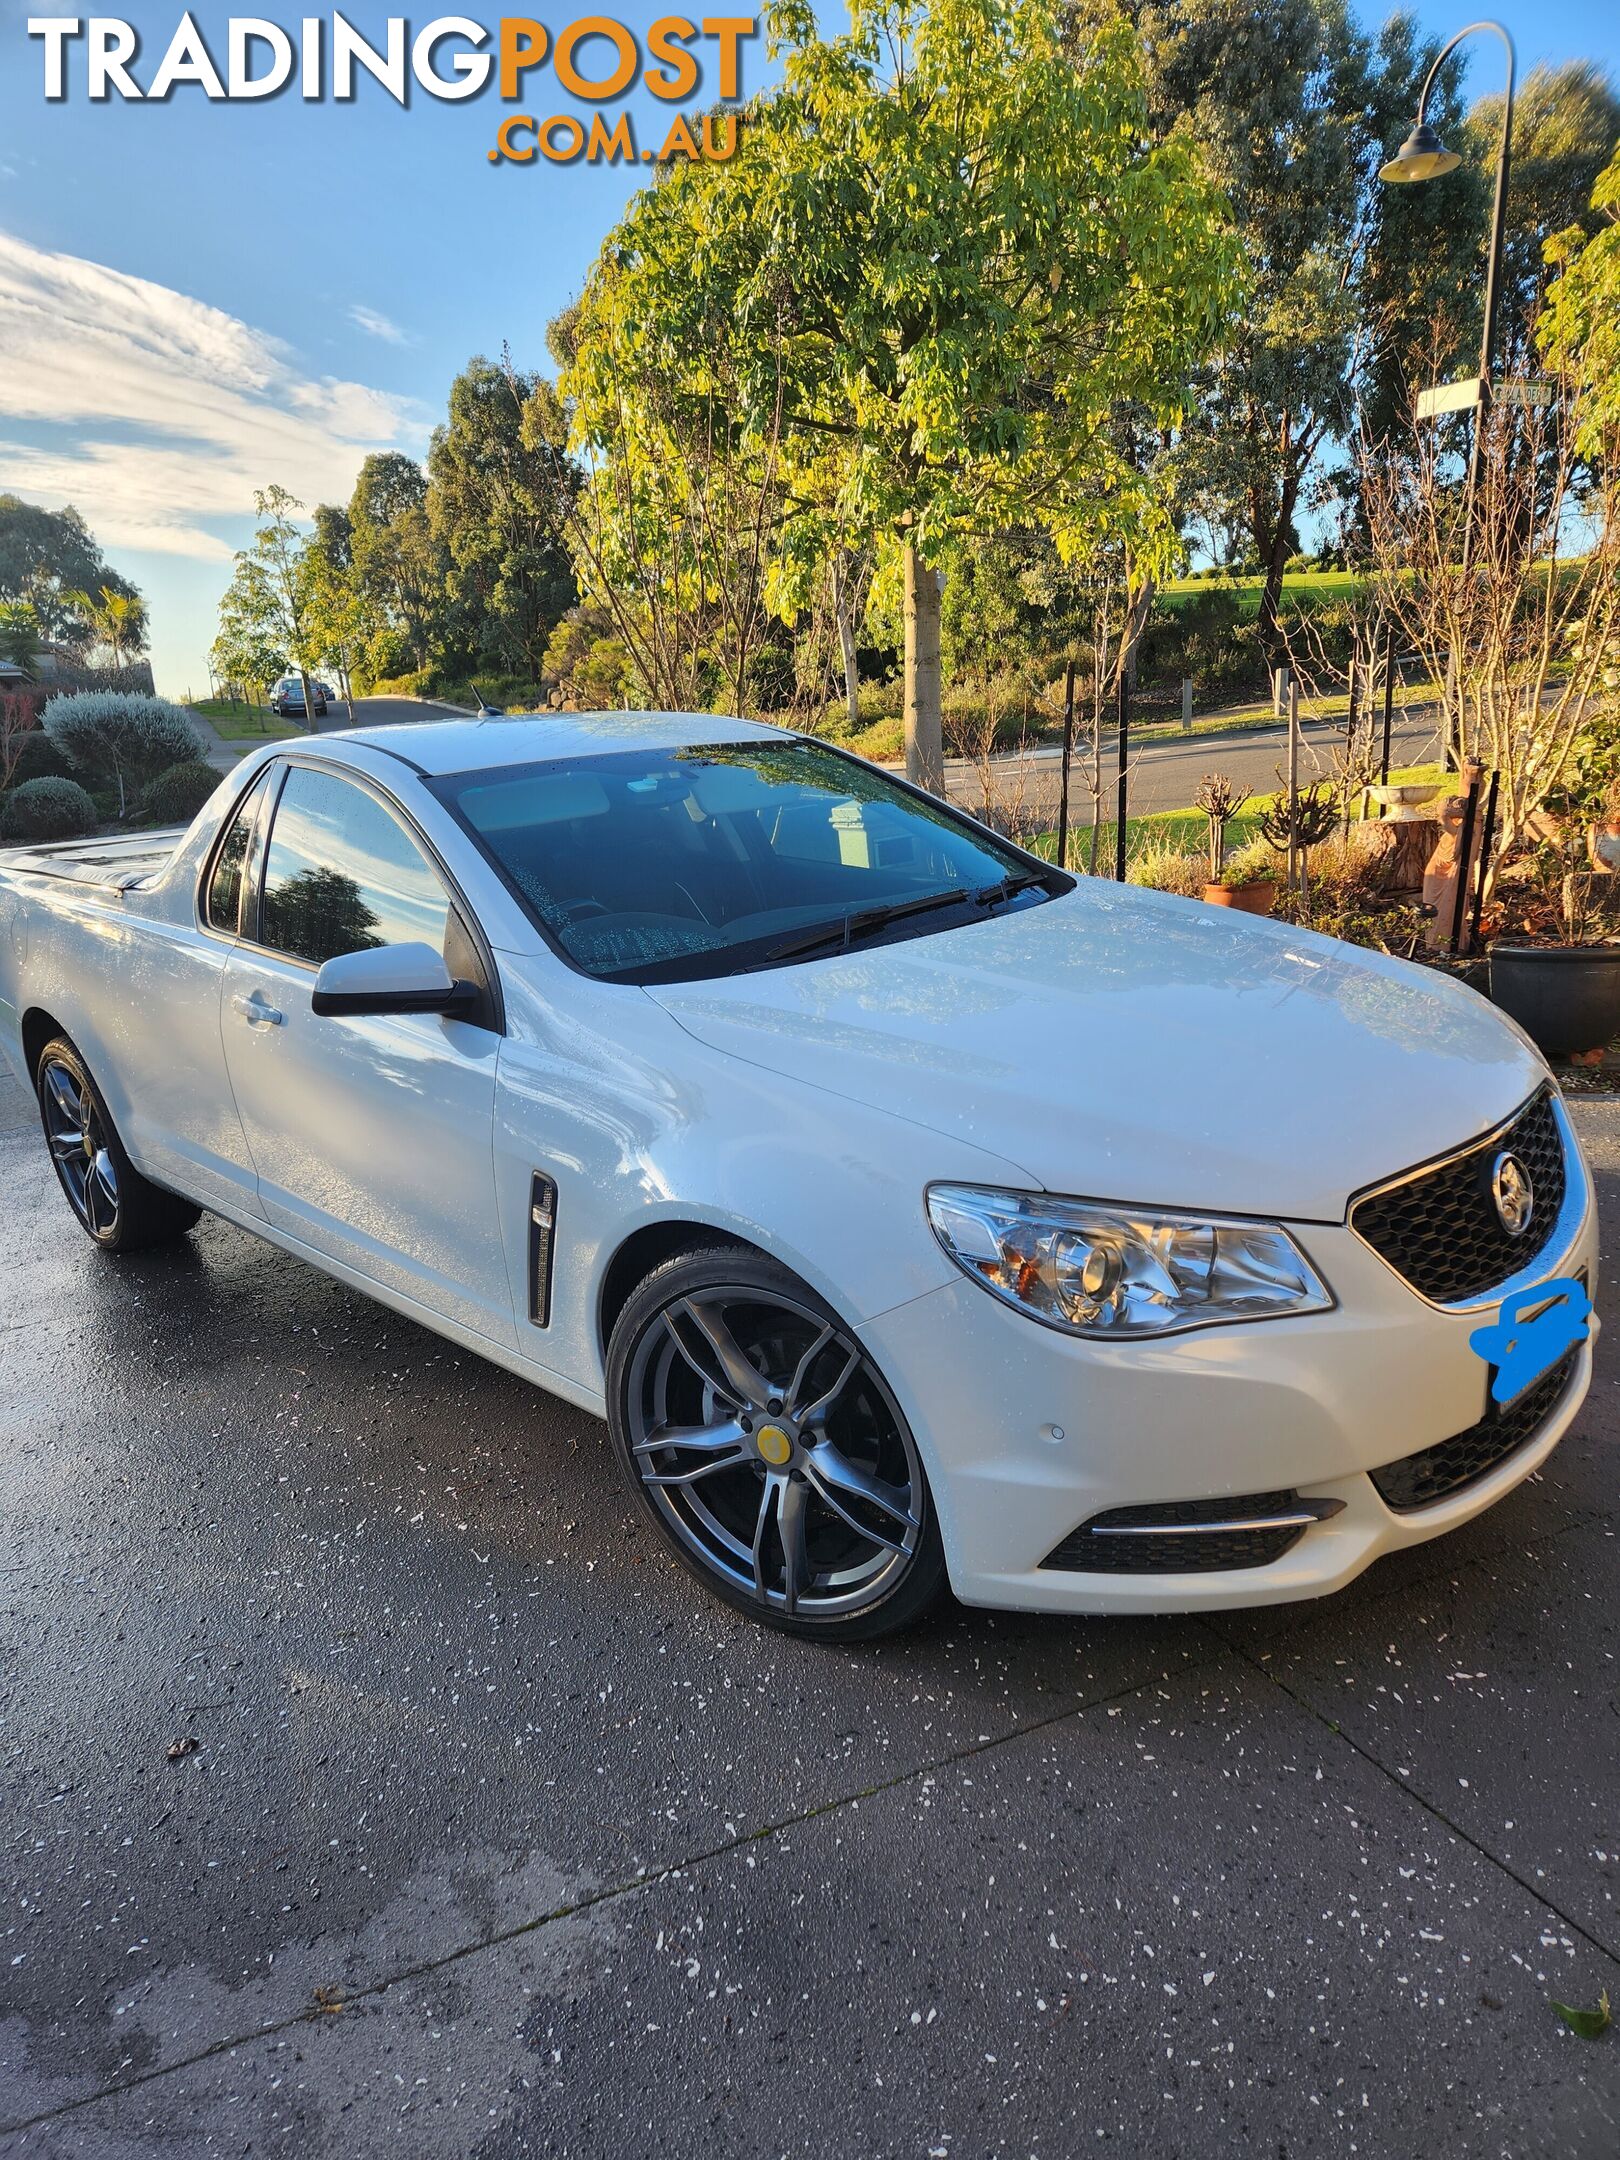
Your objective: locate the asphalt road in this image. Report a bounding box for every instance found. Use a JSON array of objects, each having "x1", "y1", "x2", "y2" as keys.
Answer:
[
  {"x1": 3, "y1": 1056, "x2": 1619, "y2": 2157},
  {"x1": 940, "y1": 707, "x2": 1442, "y2": 833},
  {"x1": 312, "y1": 697, "x2": 471, "y2": 735}
]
